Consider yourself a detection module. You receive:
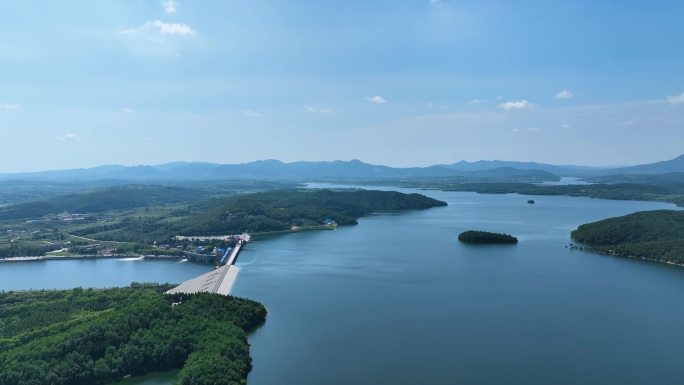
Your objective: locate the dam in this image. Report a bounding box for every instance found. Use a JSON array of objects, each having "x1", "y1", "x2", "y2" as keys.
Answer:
[{"x1": 166, "y1": 233, "x2": 250, "y2": 296}]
